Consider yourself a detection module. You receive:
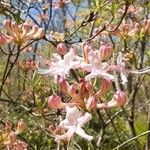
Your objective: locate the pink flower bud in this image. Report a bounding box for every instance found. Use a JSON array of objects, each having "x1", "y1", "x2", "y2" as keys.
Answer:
[
  {"x1": 15, "y1": 119, "x2": 26, "y2": 134},
  {"x1": 68, "y1": 83, "x2": 85, "y2": 107},
  {"x1": 57, "y1": 43, "x2": 68, "y2": 55},
  {"x1": 97, "y1": 90, "x2": 127, "y2": 109},
  {"x1": 48, "y1": 95, "x2": 64, "y2": 109},
  {"x1": 83, "y1": 43, "x2": 92, "y2": 62},
  {"x1": 0, "y1": 33, "x2": 12, "y2": 44},
  {"x1": 58, "y1": 78, "x2": 69, "y2": 94},
  {"x1": 99, "y1": 42, "x2": 112, "y2": 61},
  {"x1": 12, "y1": 21, "x2": 20, "y2": 37},
  {"x1": 5, "y1": 121, "x2": 12, "y2": 133},
  {"x1": 86, "y1": 96, "x2": 97, "y2": 110},
  {"x1": 80, "y1": 79, "x2": 93, "y2": 99},
  {"x1": 113, "y1": 90, "x2": 127, "y2": 107}
]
